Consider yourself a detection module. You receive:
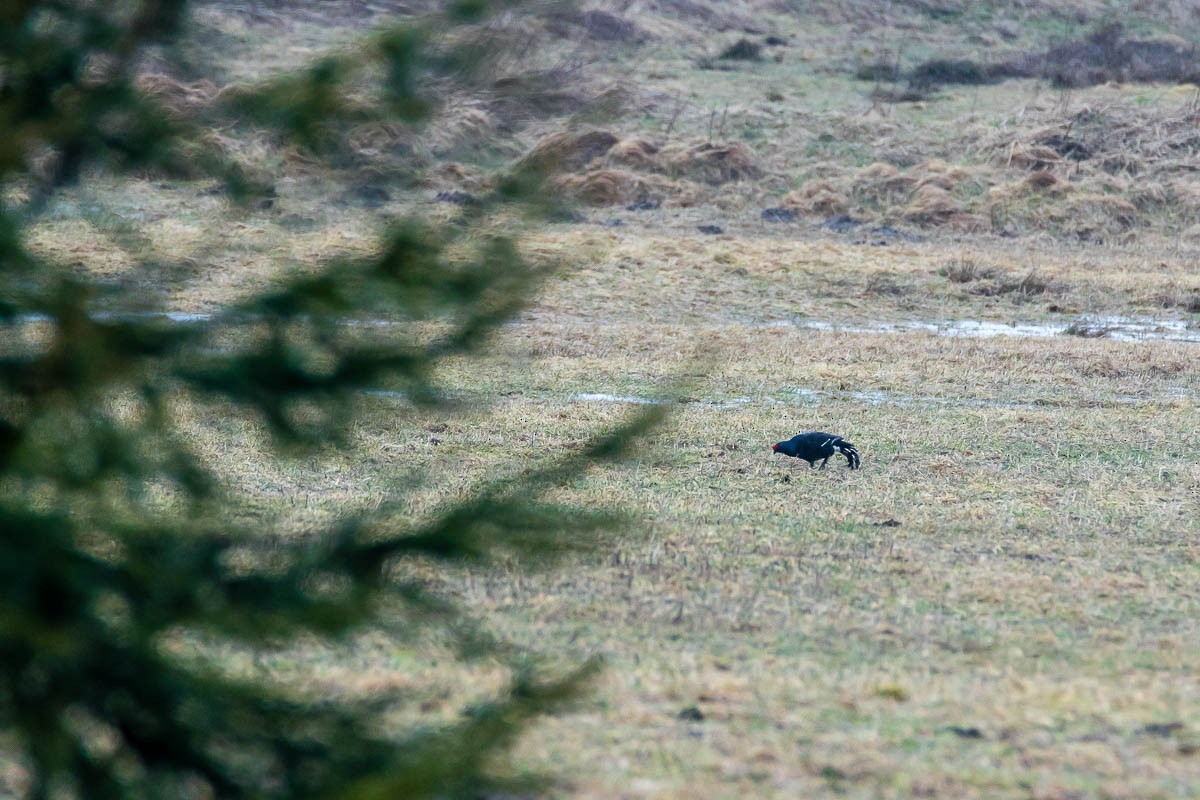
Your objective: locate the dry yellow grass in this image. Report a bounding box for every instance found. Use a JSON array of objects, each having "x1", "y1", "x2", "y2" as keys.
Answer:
[
  {"x1": 171, "y1": 302, "x2": 1199, "y2": 797},
  {"x1": 193, "y1": 365, "x2": 1199, "y2": 797},
  {"x1": 520, "y1": 227, "x2": 1200, "y2": 322}
]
